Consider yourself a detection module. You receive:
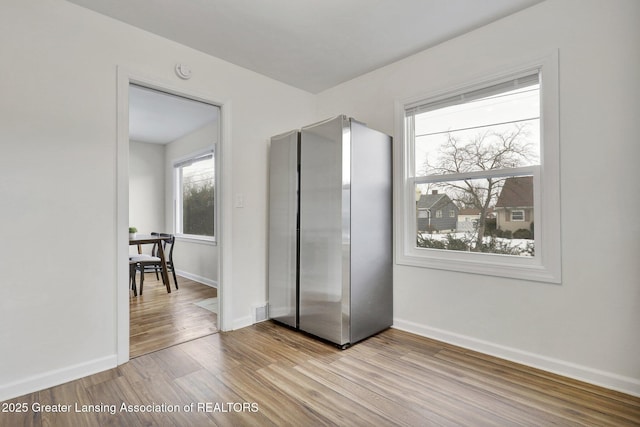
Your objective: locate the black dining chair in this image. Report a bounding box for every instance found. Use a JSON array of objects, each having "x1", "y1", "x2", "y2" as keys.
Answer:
[
  {"x1": 130, "y1": 233, "x2": 166, "y2": 295},
  {"x1": 139, "y1": 232, "x2": 162, "y2": 281},
  {"x1": 158, "y1": 233, "x2": 178, "y2": 290},
  {"x1": 129, "y1": 259, "x2": 139, "y2": 296},
  {"x1": 130, "y1": 253, "x2": 165, "y2": 295},
  {"x1": 131, "y1": 232, "x2": 177, "y2": 294}
]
